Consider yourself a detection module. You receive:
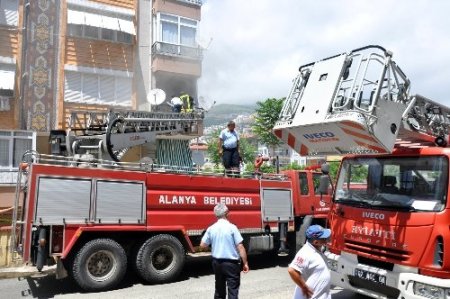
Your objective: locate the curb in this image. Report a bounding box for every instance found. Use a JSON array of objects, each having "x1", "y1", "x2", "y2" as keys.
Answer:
[{"x1": 0, "y1": 265, "x2": 56, "y2": 279}]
